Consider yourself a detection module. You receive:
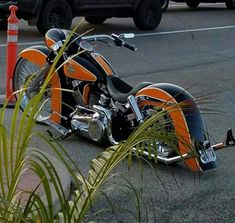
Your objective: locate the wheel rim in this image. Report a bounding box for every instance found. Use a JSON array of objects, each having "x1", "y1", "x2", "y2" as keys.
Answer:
[
  {"x1": 15, "y1": 59, "x2": 52, "y2": 122},
  {"x1": 49, "y1": 8, "x2": 68, "y2": 28},
  {"x1": 144, "y1": 5, "x2": 157, "y2": 26},
  {"x1": 141, "y1": 106, "x2": 177, "y2": 157}
]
